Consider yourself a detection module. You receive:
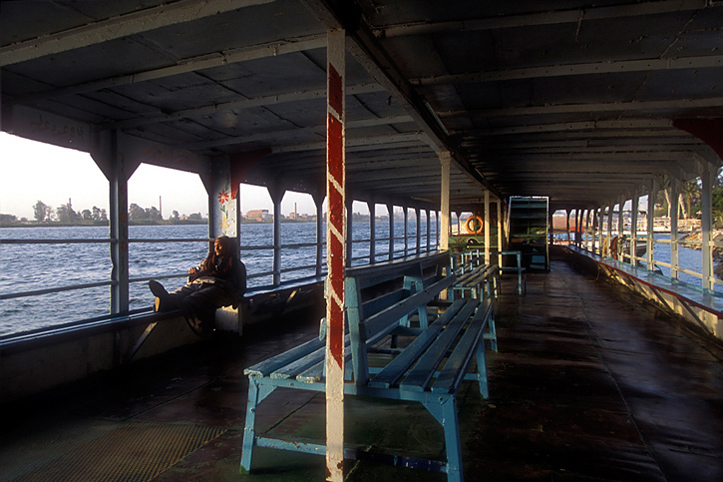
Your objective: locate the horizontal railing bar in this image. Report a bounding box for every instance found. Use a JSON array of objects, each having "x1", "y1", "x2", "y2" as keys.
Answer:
[
  {"x1": 1, "y1": 280, "x2": 116, "y2": 300},
  {"x1": 281, "y1": 264, "x2": 320, "y2": 273},
  {"x1": 129, "y1": 273, "x2": 189, "y2": 283},
  {"x1": 1, "y1": 238, "x2": 115, "y2": 244},
  {"x1": 129, "y1": 238, "x2": 211, "y2": 243},
  {"x1": 281, "y1": 242, "x2": 319, "y2": 249}
]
